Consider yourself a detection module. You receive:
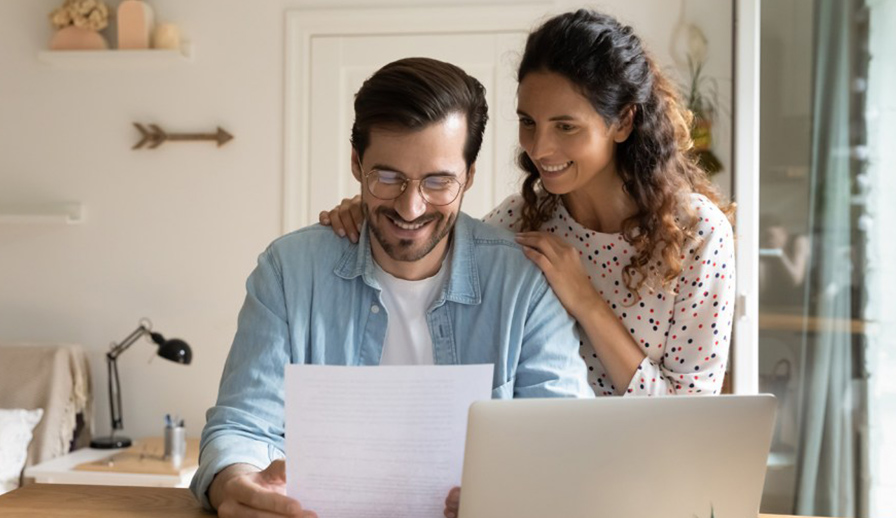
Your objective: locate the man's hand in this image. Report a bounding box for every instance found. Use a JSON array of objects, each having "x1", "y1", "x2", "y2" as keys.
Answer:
[
  {"x1": 209, "y1": 460, "x2": 316, "y2": 517},
  {"x1": 444, "y1": 486, "x2": 461, "y2": 518}
]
